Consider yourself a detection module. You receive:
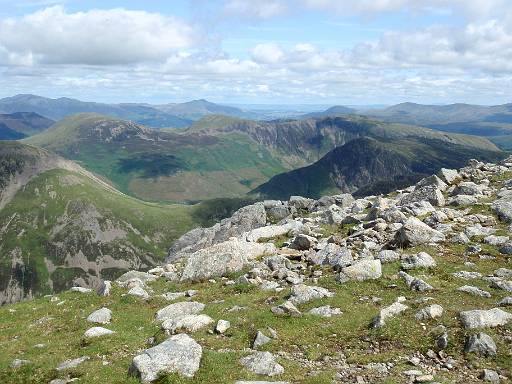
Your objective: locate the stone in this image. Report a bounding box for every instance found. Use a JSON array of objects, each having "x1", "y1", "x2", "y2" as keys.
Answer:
[
  {"x1": 492, "y1": 195, "x2": 512, "y2": 223},
  {"x1": 235, "y1": 381, "x2": 290, "y2": 384},
  {"x1": 97, "y1": 280, "x2": 111, "y2": 296},
  {"x1": 180, "y1": 239, "x2": 276, "y2": 282},
  {"x1": 395, "y1": 217, "x2": 445, "y2": 247},
  {"x1": 308, "y1": 305, "x2": 342, "y2": 317},
  {"x1": 452, "y1": 182, "x2": 486, "y2": 196},
  {"x1": 458, "y1": 285, "x2": 491, "y2": 298},
  {"x1": 116, "y1": 271, "x2": 157, "y2": 286},
  {"x1": 245, "y1": 221, "x2": 302, "y2": 243},
  {"x1": 253, "y1": 331, "x2": 272, "y2": 349},
  {"x1": 417, "y1": 174, "x2": 449, "y2": 191},
  {"x1": 465, "y1": 224, "x2": 496, "y2": 238},
  {"x1": 450, "y1": 232, "x2": 470, "y2": 244},
  {"x1": 399, "y1": 271, "x2": 434, "y2": 291},
  {"x1": 415, "y1": 304, "x2": 444, "y2": 321},
  {"x1": 464, "y1": 333, "x2": 497, "y2": 356},
  {"x1": 240, "y1": 352, "x2": 284, "y2": 376},
  {"x1": 400, "y1": 185, "x2": 445, "y2": 207},
  {"x1": 372, "y1": 299, "x2": 408, "y2": 327},
  {"x1": 162, "y1": 314, "x2": 214, "y2": 334},
  {"x1": 499, "y1": 242, "x2": 512, "y2": 255},
  {"x1": 215, "y1": 319, "x2": 230, "y2": 334},
  {"x1": 448, "y1": 195, "x2": 478, "y2": 206},
  {"x1": 288, "y1": 284, "x2": 333, "y2": 305},
  {"x1": 438, "y1": 168, "x2": 460, "y2": 185},
  {"x1": 10, "y1": 359, "x2": 30, "y2": 368},
  {"x1": 377, "y1": 250, "x2": 400, "y2": 263},
  {"x1": 129, "y1": 334, "x2": 202, "y2": 382},
  {"x1": 459, "y1": 308, "x2": 512, "y2": 329},
  {"x1": 452, "y1": 271, "x2": 482, "y2": 279},
  {"x1": 484, "y1": 235, "x2": 509, "y2": 246},
  {"x1": 87, "y1": 307, "x2": 112, "y2": 324},
  {"x1": 84, "y1": 326, "x2": 115, "y2": 338},
  {"x1": 271, "y1": 301, "x2": 301, "y2": 316},
  {"x1": 69, "y1": 286, "x2": 92, "y2": 293},
  {"x1": 498, "y1": 296, "x2": 512, "y2": 306},
  {"x1": 289, "y1": 195, "x2": 314, "y2": 210},
  {"x1": 341, "y1": 259, "x2": 382, "y2": 281},
  {"x1": 56, "y1": 356, "x2": 90, "y2": 371},
  {"x1": 480, "y1": 369, "x2": 500, "y2": 383},
  {"x1": 167, "y1": 203, "x2": 267, "y2": 261},
  {"x1": 401, "y1": 252, "x2": 437, "y2": 270},
  {"x1": 127, "y1": 286, "x2": 149, "y2": 299},
  {"x1": 155, "y1": 302, "x2": 206, "y2": 322},
  {"x1": 290, "y1": 234, "x2": 317, "y2": 251}
]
